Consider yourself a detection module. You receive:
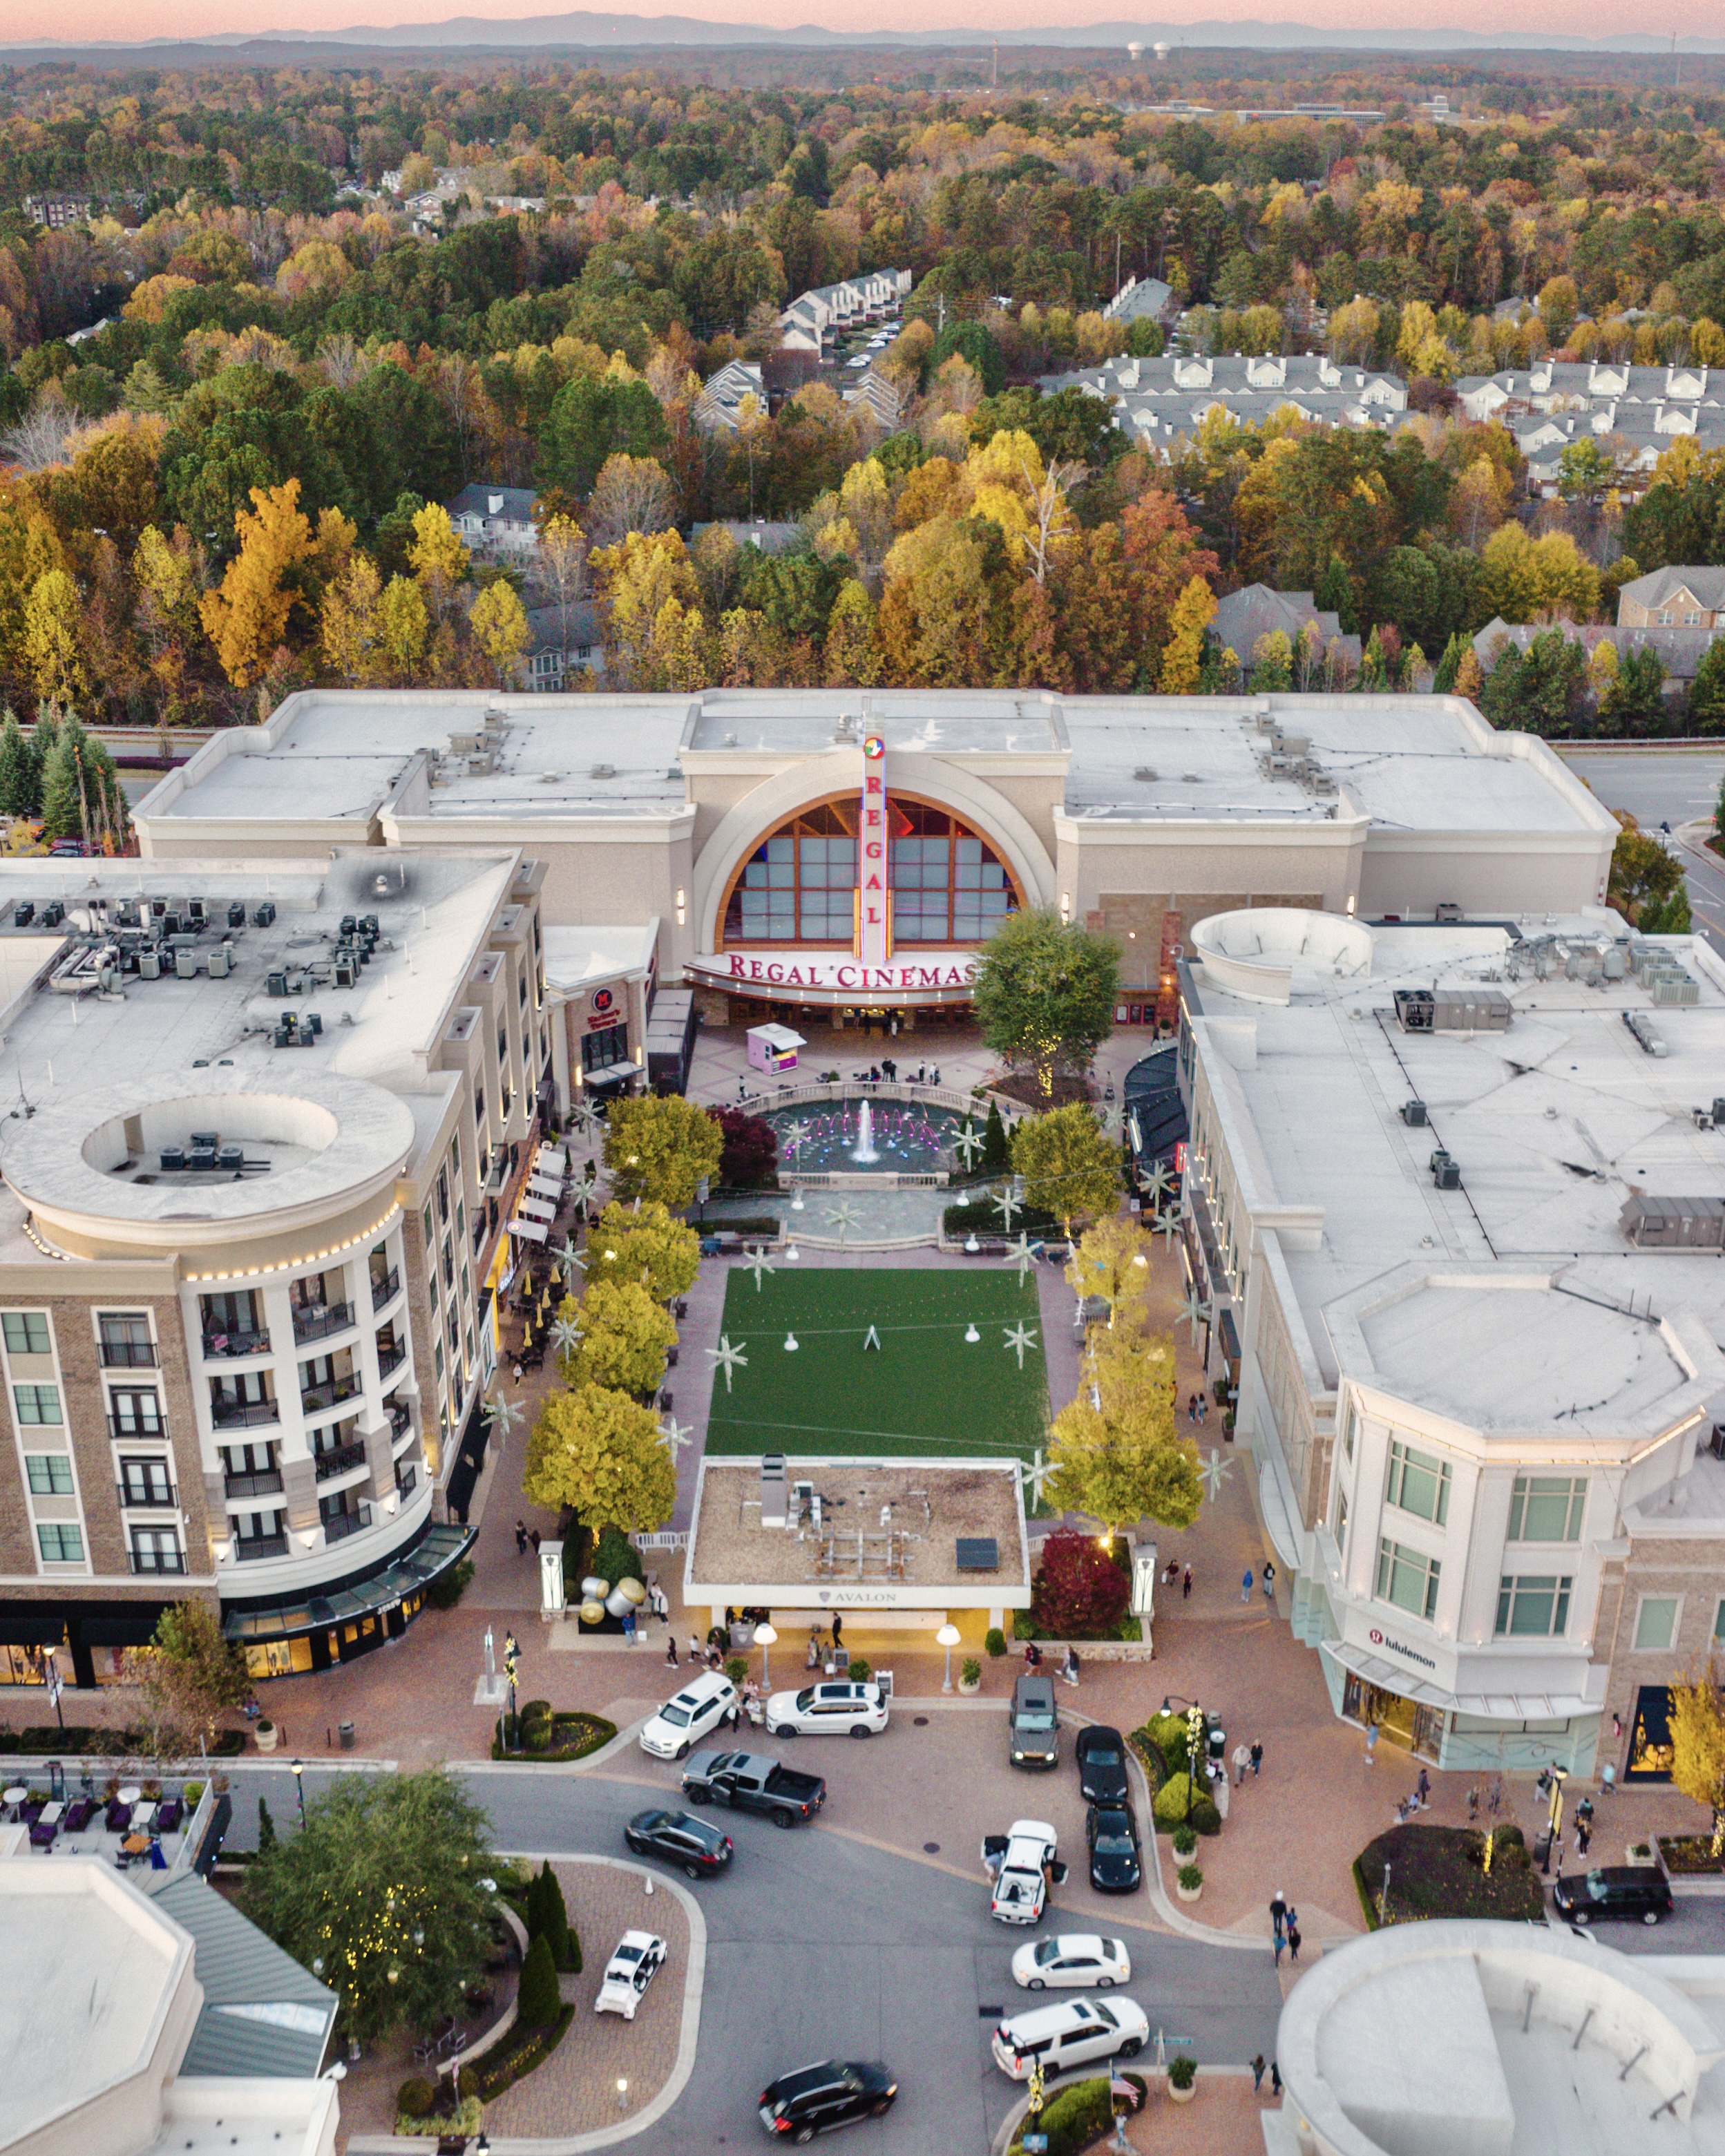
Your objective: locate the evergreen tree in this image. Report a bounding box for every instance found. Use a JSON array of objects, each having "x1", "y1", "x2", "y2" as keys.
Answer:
[
  {"x1": 1431, "y1": 631, "x2": 1465, "y2": 694},
  {"x1": 1315, "y1": 553, "x2": 1355, "y2": 633},
  {"x1": 1359, "y1": 624, "x2": 1388, "y2": 690},
  {"x1": 258, "y1": 1796, "x2": 277, "y2": 1851},
  {"x1": 527, "y1": 1859, "x2": 571, "y2": 1967},
  {"x1": 1693, "y1": 640, "x2": 1725, "y2": 736},
  {"x1": 515, "y1": 1933, "x2": 562, "y2": 2028},
  {"x1": 0, "y1": 711, "x2": 34, "y2": 818},
  {"x1": 982, "y1": 1099, "x2": 1011, "y2": 1174},
  {"x1": 39, "y1": 736, "x2": 83, "y2": 844}
]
